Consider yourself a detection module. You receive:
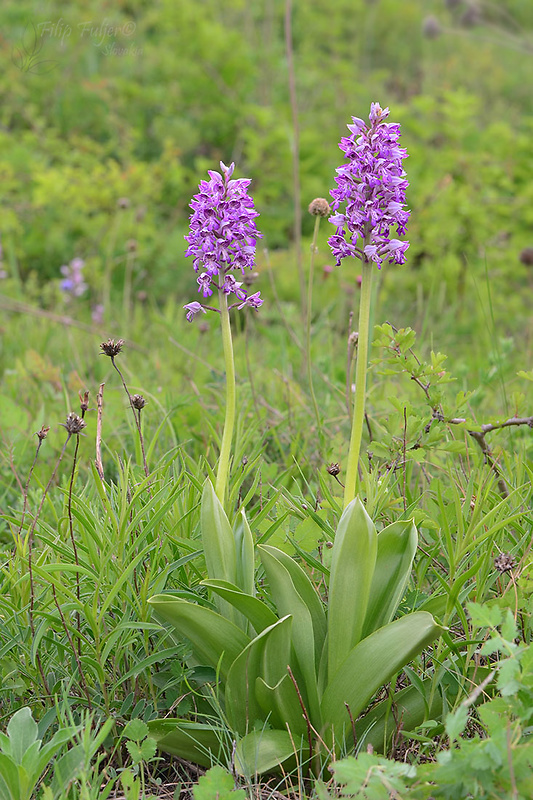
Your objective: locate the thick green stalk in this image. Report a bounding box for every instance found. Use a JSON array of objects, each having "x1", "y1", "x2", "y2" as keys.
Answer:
[
  {"x1": 215, "y1": 288, "x2": 236, "y2": 504},
  {"x1": 306, "y1": 215, "x2": 322, "y2": 441},
  {"x1": 343, "y1": 259, "x2": 373, "y2": 508}
]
